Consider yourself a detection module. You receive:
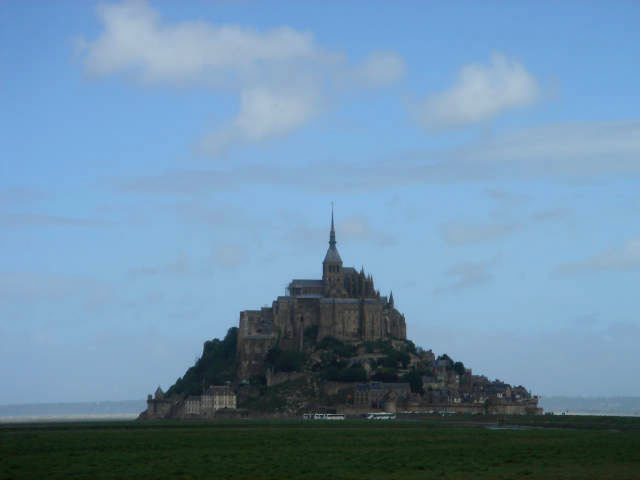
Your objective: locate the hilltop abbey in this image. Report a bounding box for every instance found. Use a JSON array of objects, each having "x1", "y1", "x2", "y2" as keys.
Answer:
[
  {"x1": 237, "y1": 210, "x2": 407, "y2": 379},
  {"x1": 142, "y1": 208, "x2": 541, "y2": 419}
]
